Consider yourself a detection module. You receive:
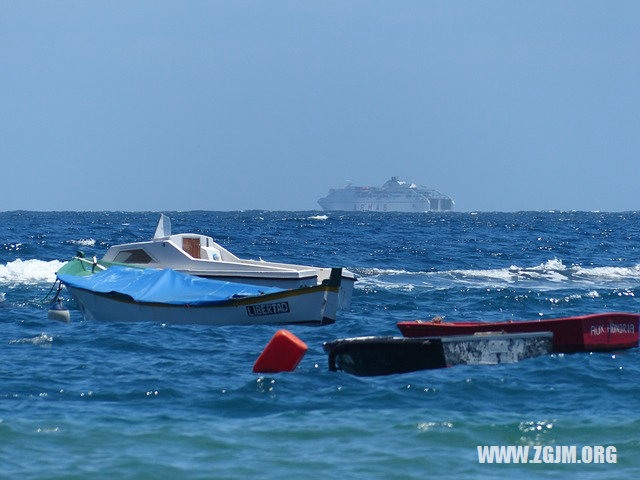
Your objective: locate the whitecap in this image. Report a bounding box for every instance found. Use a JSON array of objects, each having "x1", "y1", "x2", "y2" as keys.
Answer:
[
  {"x1": 354, "y1": 267, "x2": 423, "y2": 276},
  {"x1": 565, "y1": 294, "x2": 583, "y2": 301},
  {"x1": 573, "y1": 264, "x2": 640, "y2": 280},
  {"x1": 449, "y1": 258, "x2": 569, "y2": 284},
  {"x1": 308, "y1": 215, "x2": 328, "y2": 221},
  {"x1": 9, "y1": 333, "x2": 53, "y2": 346},
  {"x1": 0, "y1": 292, "x2": 5, "y2": 302},
  {"x1": 66, "y1": 238, "x2": 96, "y2": 247},
  {"x1": 450, "y1": 267, "x2": 516, "y2": 282},
  {"x1": 355, "y1": 258, "x2": 640, "y2": 292},
  {"x1": 417, "y1": 421, "x2": 454, "y2": 432},
  {"x1": 0, "y1": 259, "x2": 66, "y2": 284},
  {"x1": 356, "y1": 278, "x2": 416, "y2": 291},
  {"x1": 533, "y1": 258, "x2": 567, "y2": 271}
]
